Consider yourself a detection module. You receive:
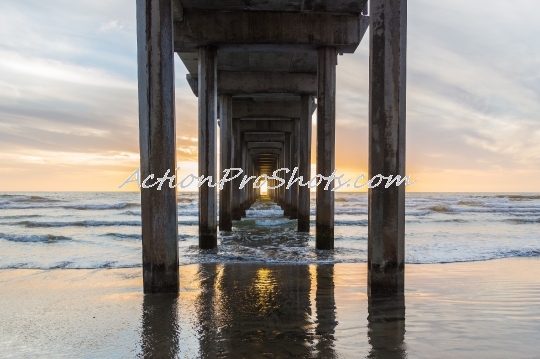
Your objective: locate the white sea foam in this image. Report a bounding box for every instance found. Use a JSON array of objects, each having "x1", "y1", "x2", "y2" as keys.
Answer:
[{"x1": 0, "y1": 192, "x2": 539, "y2": 269}]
